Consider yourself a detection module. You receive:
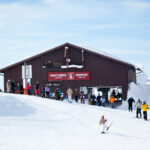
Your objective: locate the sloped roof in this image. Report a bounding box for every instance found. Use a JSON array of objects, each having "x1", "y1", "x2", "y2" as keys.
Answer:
[{"x1": 0, "y1": 42, "x2": 135, "y2": 72}]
